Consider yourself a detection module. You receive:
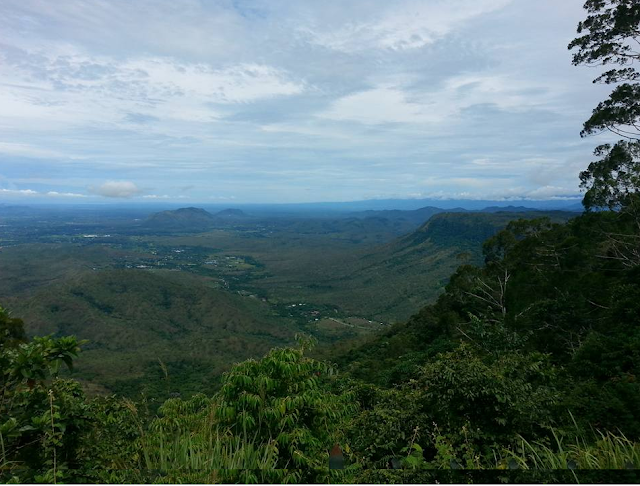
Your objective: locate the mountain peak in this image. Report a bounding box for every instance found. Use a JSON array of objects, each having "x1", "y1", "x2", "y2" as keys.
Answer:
[
  {"x1": 215, "y1": 208, "x2": 247, "y2": 218},
  {"x1": 145, "y1": 207, "x2": 215, "y2": 229}
]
